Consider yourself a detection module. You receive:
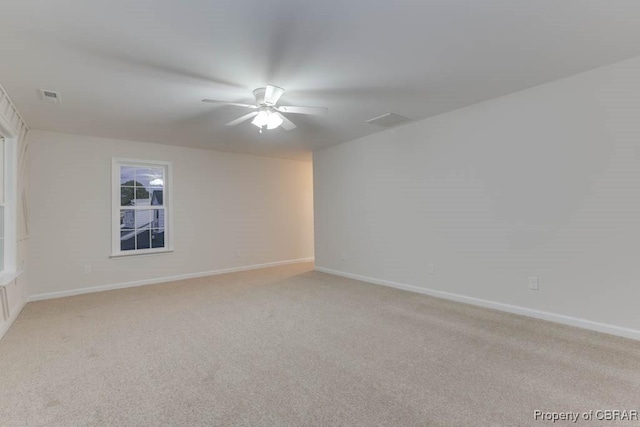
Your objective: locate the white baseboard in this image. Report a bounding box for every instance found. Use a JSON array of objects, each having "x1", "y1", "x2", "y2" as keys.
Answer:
[
  {"x1": 29, "y1": 257, "x2": 315, "y2": 302},
  {"x1": 0, "y1": 298, "x2": 26, "y2": 341},
  {"x1": 314, "y1": 266, "x2": 640, "y2": 341}
]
